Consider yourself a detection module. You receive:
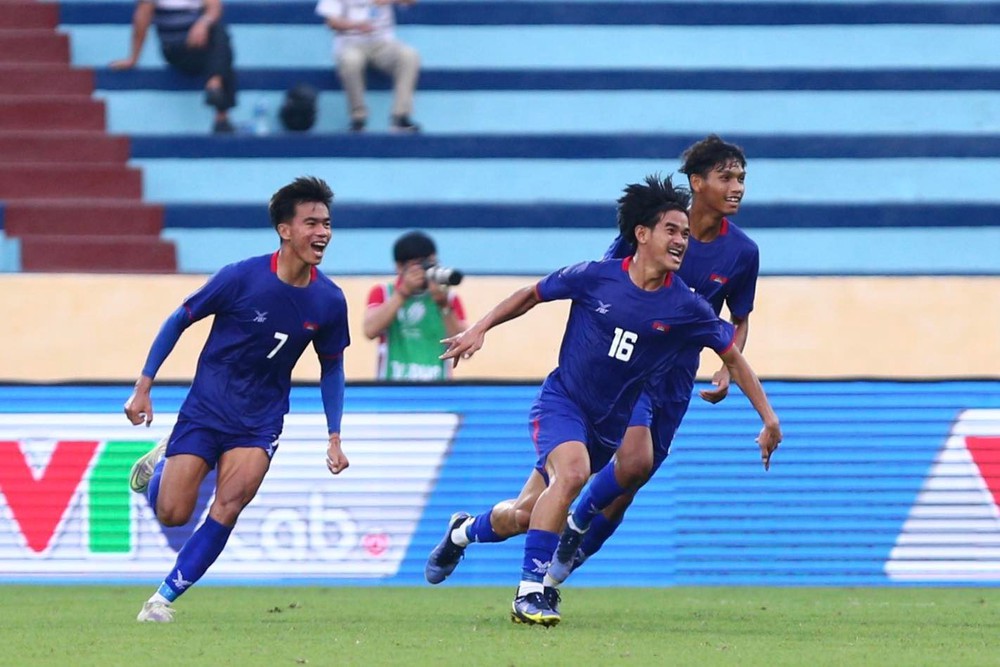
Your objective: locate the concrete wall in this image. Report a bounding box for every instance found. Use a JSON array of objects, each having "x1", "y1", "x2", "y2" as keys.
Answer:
[{"x1": 1, "y1": 274, "x2": 997, "y2": 383}]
